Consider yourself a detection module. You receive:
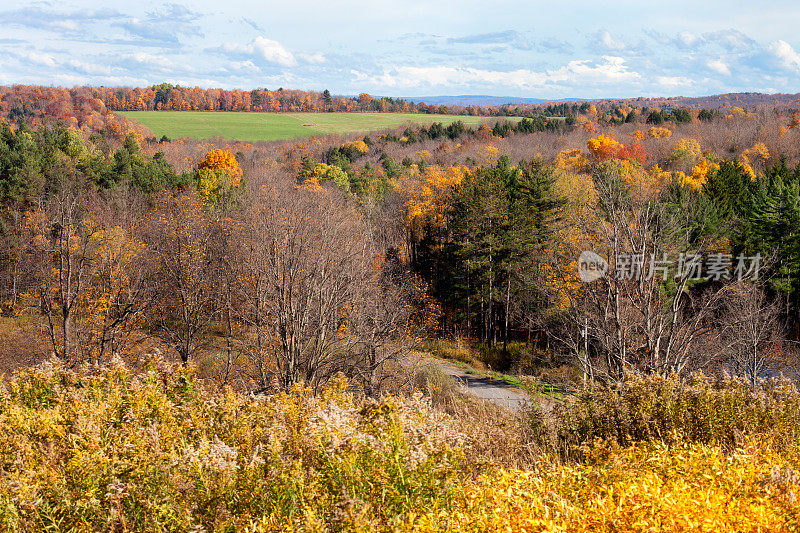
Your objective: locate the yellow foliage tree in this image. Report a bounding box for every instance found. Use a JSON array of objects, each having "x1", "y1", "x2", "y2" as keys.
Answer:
[
  {"x1": 739, "y1": 142, "x2": 770, "y2": 177},
  {"x1": 647, "y1": 126, "x2": 673, "y2": 138},
  {"x1": 727, "y1": 106, "x2": 747, "y2": 118},
  {"x1": 22, "y1": 207, "x2": 145, "y2": 362},
  {"x1": 196, "y1": 150, "x2": 243, "y2": 202},
  {"x1": 399, "y1": 164, "x2": 467, "y2": 240},
  {"x1": 555, "y1": 148, "x2": 590, "y2": 174},
  {"x1": 587, "y1": 134, "x2": 619, "y2": 161},
  {"x1": 199, "y1": 149, "x2": 243, "y2": 185},
  {"x1": 311, "y1": 163, "x2": 350, "y2": 191},
  {"x1": 683, "y1": 157, "x2": 719, "y2": 190},
  {"x1": 477, "y1": 145, "x2": 500, "y2": 165},
  {"x1": 342, "y1": 140, "x2": 369, "y2": 155},
  {"x1": 671, "y1": 138, "x2": 702, "y2": 160},
  {"x1": 741, "y1": 141, "x2": 770, "y2": 163}
]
